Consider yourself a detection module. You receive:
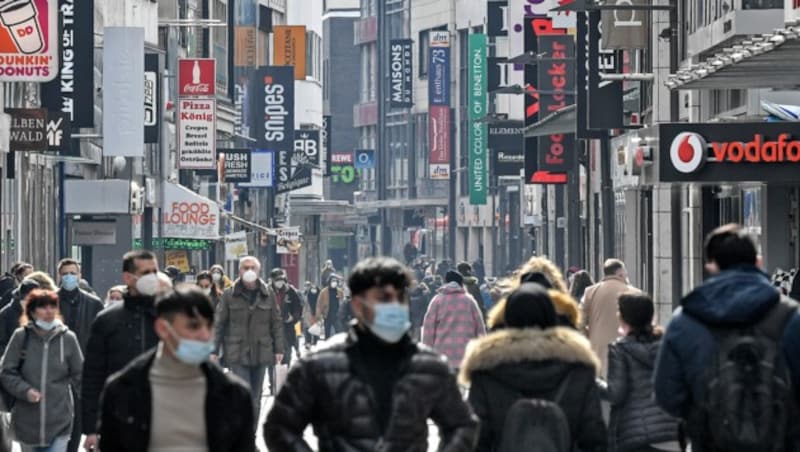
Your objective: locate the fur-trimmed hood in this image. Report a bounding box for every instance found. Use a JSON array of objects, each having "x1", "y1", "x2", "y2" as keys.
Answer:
[
  {"x1": 487, "y1": 289, "x2": 580, "y2": 330},
  {"x1": 458, "y1": 327, "x2": 600, "y2": 385}
]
